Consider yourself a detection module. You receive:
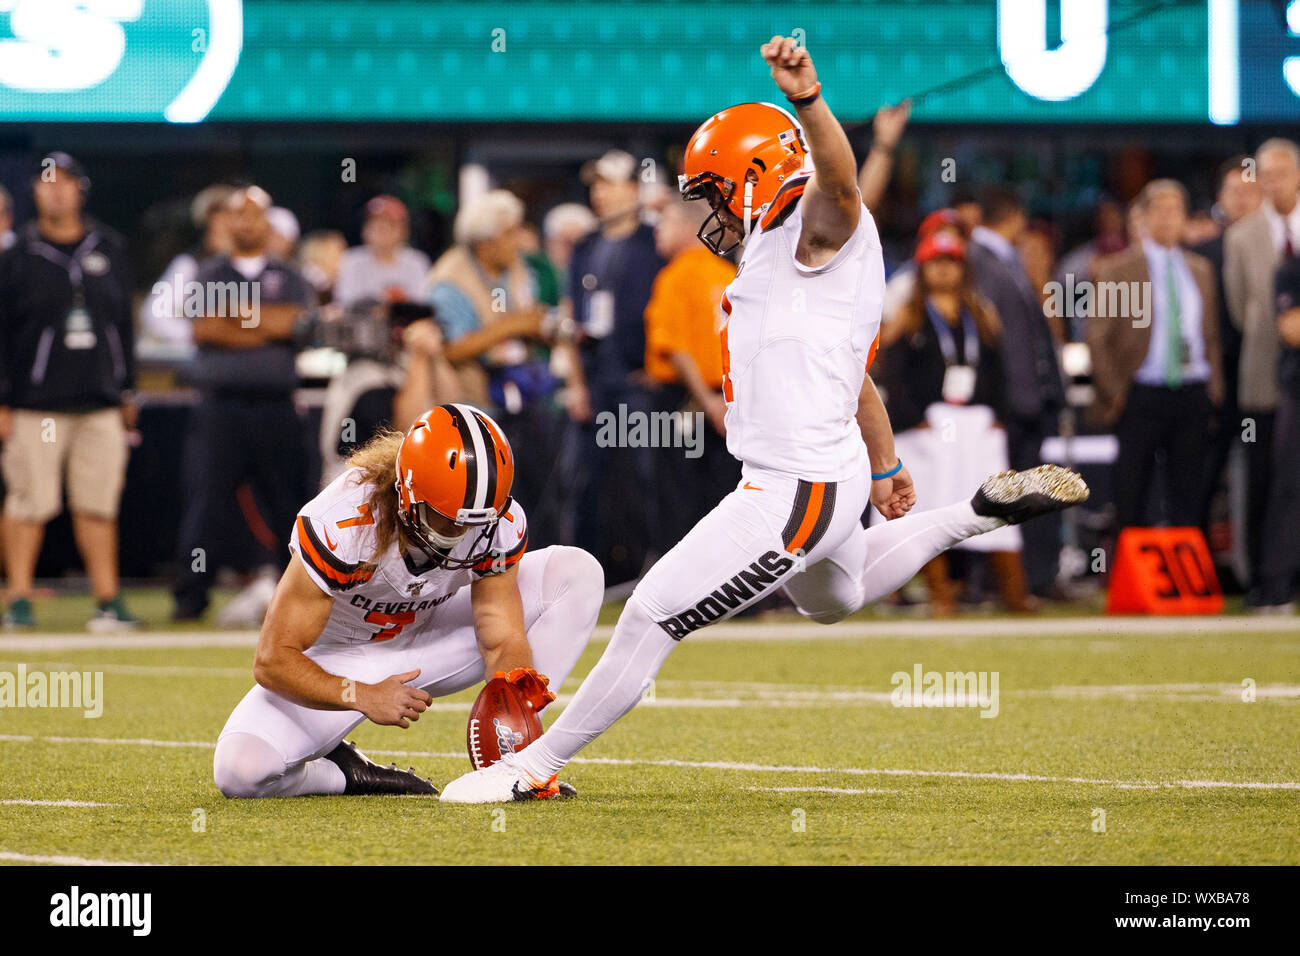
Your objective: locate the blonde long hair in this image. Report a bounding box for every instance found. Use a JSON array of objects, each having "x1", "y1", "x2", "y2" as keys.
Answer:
[{"x1": 346, "y1": 427, "x2": 406, "y2": 559}]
